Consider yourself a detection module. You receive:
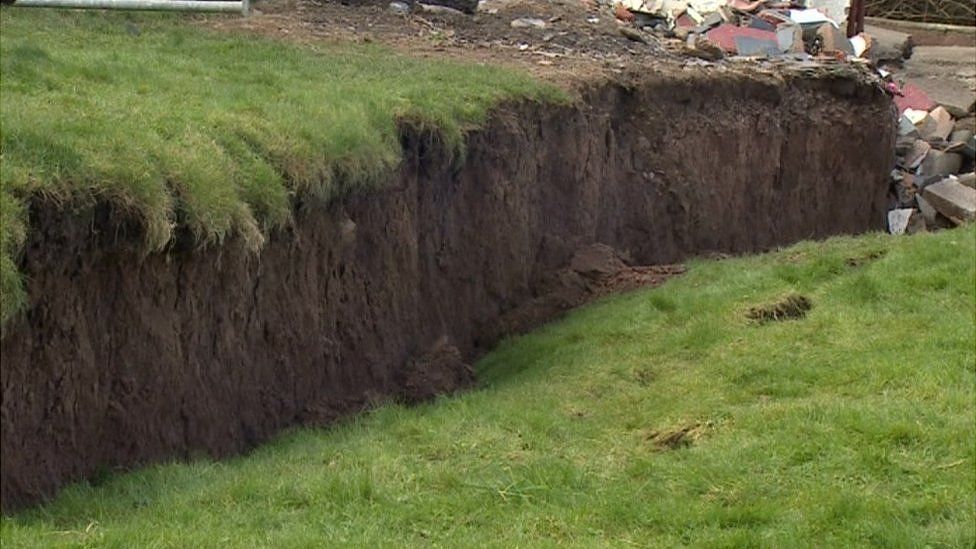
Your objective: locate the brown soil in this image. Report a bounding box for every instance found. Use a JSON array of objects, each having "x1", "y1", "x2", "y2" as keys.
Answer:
[{"x1": 0, "y1": 70, "x2": 895, "y2": 511}]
